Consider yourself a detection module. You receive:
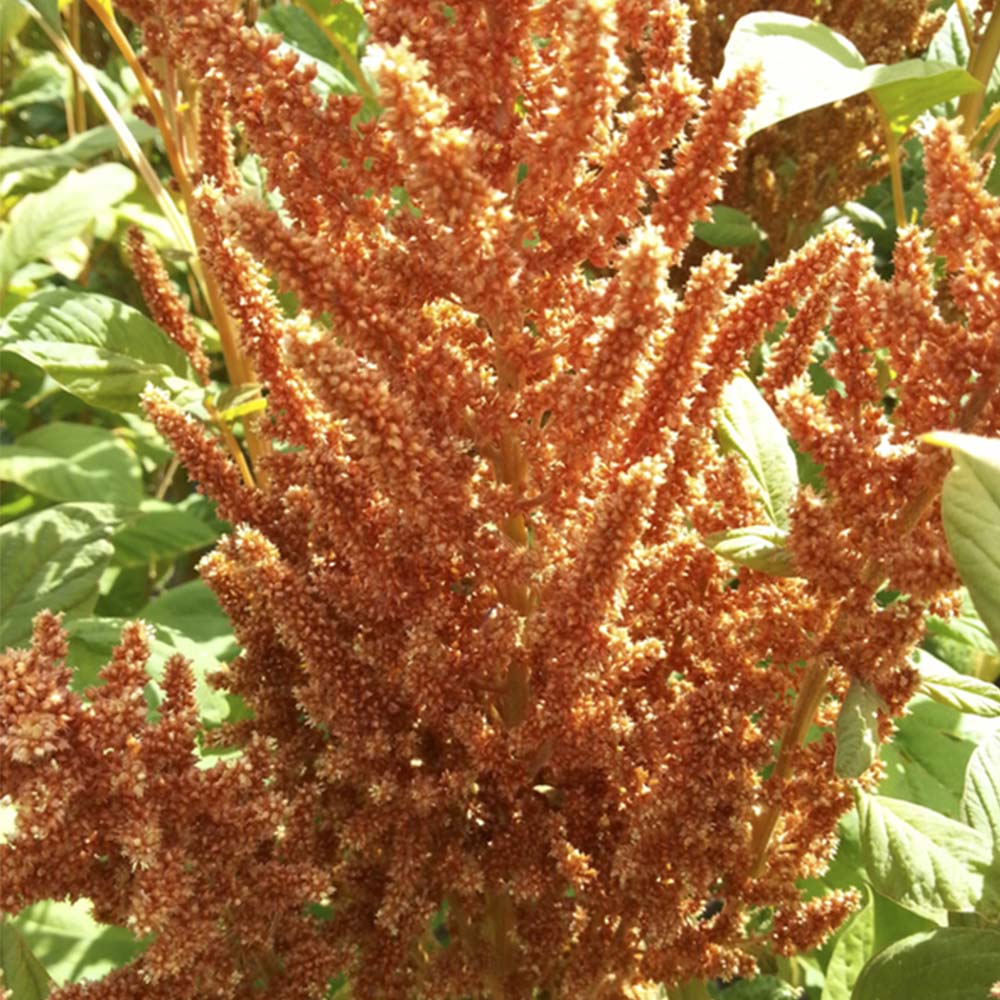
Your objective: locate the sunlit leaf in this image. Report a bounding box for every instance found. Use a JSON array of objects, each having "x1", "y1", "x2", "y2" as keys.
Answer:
[
  {"x1": 925, "y1": 432, "x2": 1000, "y2": 646},
  {"x1": 853, "y1": 927, "x2": 1000, "y2": 1000},
  {"x1": 0, "y1": 164, "x2": 135, "y2": 288},
  {"x1": 820, "y1": 889, "x2": 874, "y2": 1000},
  {"x1": 961, "y1": 731, "x2": 1000, "y2": 845},
  {"x1": 0, "y1": 290, "x2": 196, "y2": 413},
  {"x1": 694, "y1": 204, "x2": 765, "y2": 248},
  {"x1": 880, "y1": 694, "x2": 997, "y2": 818},
  {"x1": 704, "y1": 524, "x2": 796, "y2": 575},
  {"x1": 110, "y1": 499, "x2": 221, "y2": 567},
  {"x1": 0, "y1": 119, "x2": 157, "y2": 177},
  {"x1": 721, "y1": 13, "x2": 981, "y2": 140},
  {"x1": 857, "y1": 791, "x2": 1000, "y2": 919},
  {"x1": 0, "y1": 422, "x2": 143, "y2": 507},
  {"x1": 835, "y1": 678, "x2": 882, "y2": 778},
  {"x1": 0, "y1": 919, "x2": 52, "y2": 1000},
  {"x1": 0, "y1": 502, "x2": 119, "y2": 649},
  {"x1": 914, "y1": 648, "x2": 1000, "y2": 718},
  {"x1": 717, "y1": 374, "x2": 799, "y2": 528},
  {"x1": 12, "y1": 900, "x2": 145, "y2": 987}
]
